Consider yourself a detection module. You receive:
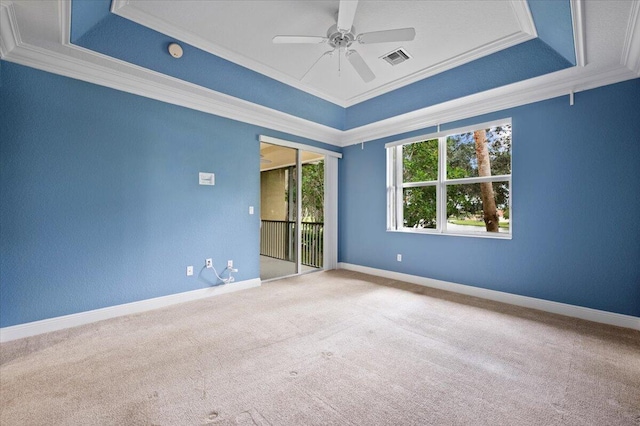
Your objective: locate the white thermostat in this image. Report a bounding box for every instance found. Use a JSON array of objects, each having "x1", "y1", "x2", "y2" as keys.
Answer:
[{"x1": 199, "y1": 172, "x2": 215, "y2": 186}]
